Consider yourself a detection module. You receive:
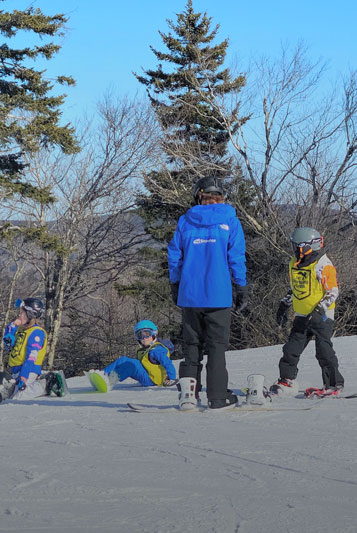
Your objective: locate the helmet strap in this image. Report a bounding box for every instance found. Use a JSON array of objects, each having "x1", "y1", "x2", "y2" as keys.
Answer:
[{"x1": 294, "y1": 245, "x2": 312, "y2": 267}]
